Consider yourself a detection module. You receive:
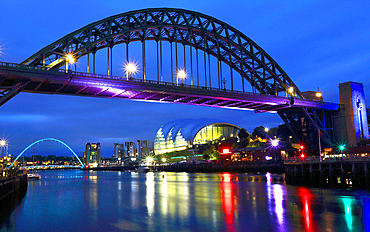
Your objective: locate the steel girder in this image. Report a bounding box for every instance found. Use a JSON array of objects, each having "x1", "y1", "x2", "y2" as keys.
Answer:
[
  {"x1": 278, "y1": 107, "x2": 335, "y2": 153},
  {"x1": 0, "y1": 80, "x2": 29, "y2": 107},
  {"x1": 21, "y1": 8, "x2": 303, "y2": 98}
]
